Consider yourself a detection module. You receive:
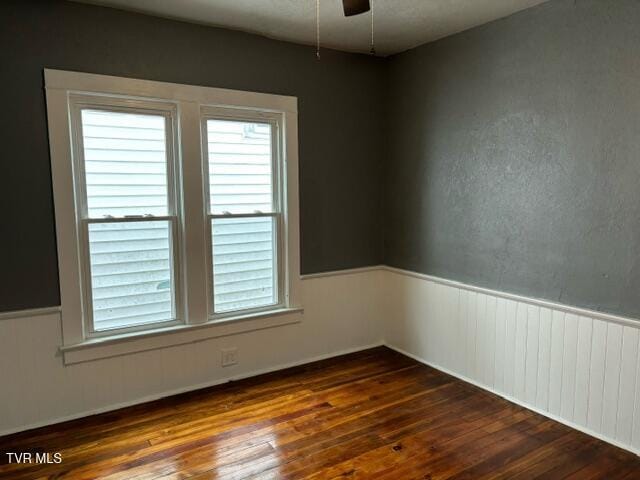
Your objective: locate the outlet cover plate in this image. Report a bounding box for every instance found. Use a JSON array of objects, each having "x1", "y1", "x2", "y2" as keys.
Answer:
[{"x1": 221, "y1": 347, "x2": 238, "y2": 367}]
